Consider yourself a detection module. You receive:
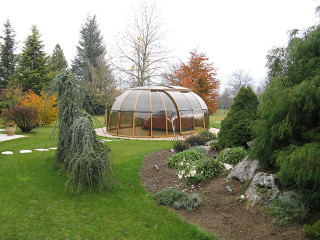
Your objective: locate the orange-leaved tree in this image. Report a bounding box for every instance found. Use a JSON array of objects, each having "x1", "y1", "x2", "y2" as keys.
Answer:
[
  {"x1": 19, "y1": 90, "x2": 58, "y2": 126},
  {"x1": 168, "y1": 50, "x2": 219, "y2": 114}
]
